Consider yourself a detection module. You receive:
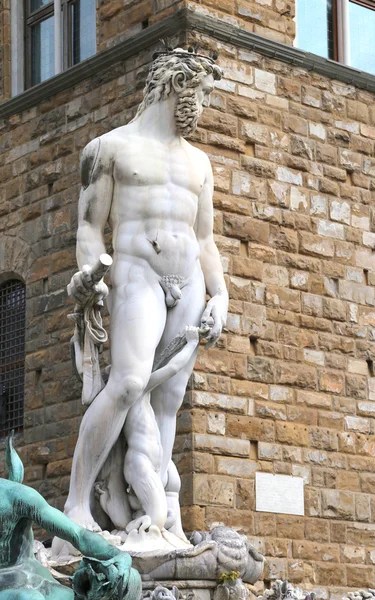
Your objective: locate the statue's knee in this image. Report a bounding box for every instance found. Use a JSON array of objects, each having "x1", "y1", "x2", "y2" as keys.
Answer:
[{"x1": 113, "y1": 374, "x2": 145, "y2": 406}]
